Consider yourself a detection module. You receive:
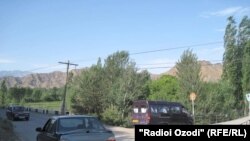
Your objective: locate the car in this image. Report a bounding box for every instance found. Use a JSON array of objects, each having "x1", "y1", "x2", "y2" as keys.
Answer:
[
  {"x1": 36, "y1": 115, "x2": 116, "y2": 141},
  {"x1": 6, "y1": 105, "x2": 30, "y2": 121},
  {"x1": 131, "y1": 100, "x2": 194, "y2": 125}
]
